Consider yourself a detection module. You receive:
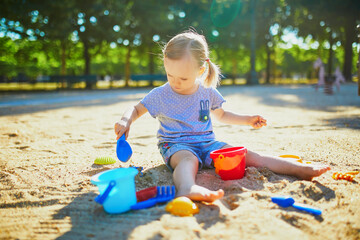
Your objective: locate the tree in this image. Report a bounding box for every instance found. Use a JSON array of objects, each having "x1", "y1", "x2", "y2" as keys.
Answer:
[{"x1": 285, "y1": 0, "x2": 360, "y2": 81}]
